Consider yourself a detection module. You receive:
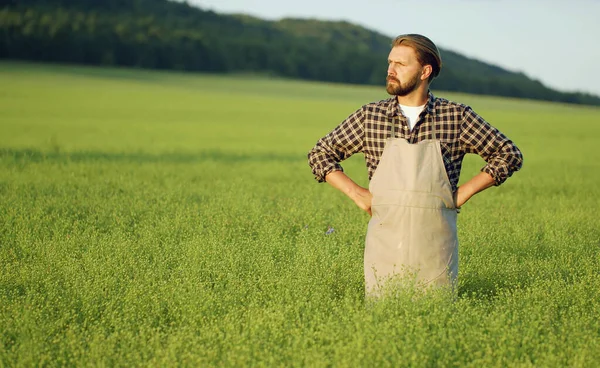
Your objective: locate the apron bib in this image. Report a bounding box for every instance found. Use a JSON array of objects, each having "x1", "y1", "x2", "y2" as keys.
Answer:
[{"x1": 364, "y1": 117, "x2": 459, "y2": 295}]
